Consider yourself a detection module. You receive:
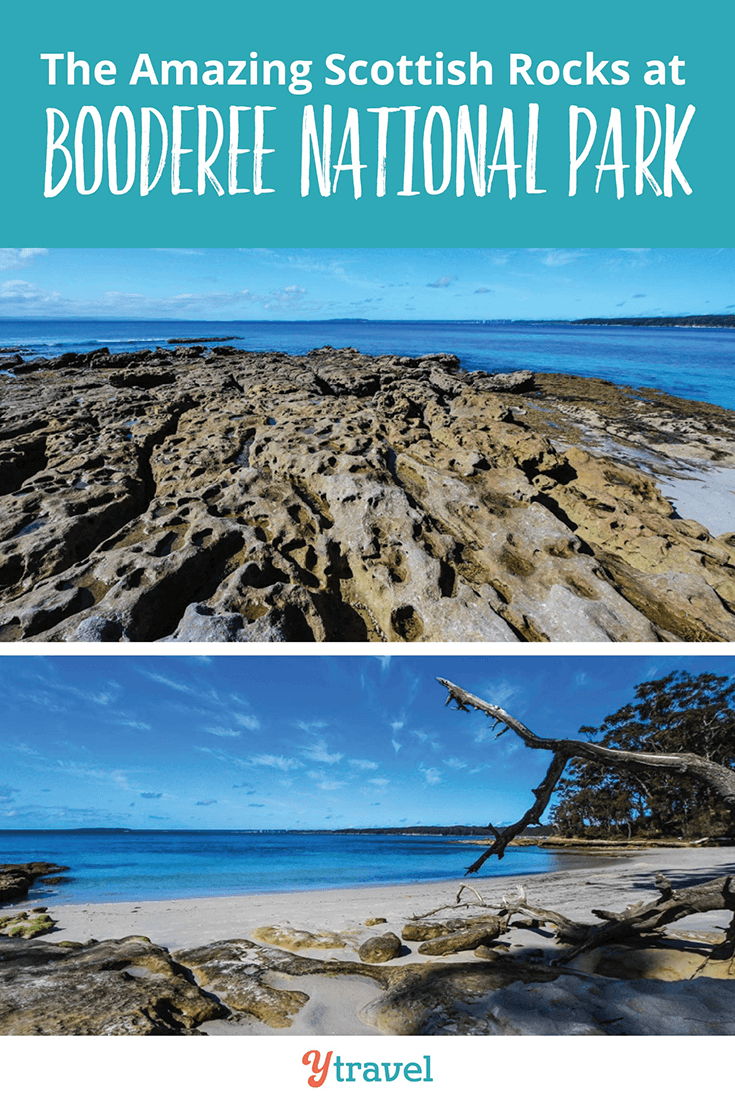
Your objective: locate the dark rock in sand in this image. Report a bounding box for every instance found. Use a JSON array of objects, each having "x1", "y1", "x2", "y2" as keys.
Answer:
[
  {"x1": 474, "y1": 945, "x2": 502, "y2": 960},
  {"x1": 174, "y1": 940, "x2": 310, "y2": 1028},
  {"x1": 2, "y1": 346, "x2": 735, "y2": 642},
  {"x1": 357, "y1": 932, "x2": 403, "y2": 963}
]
